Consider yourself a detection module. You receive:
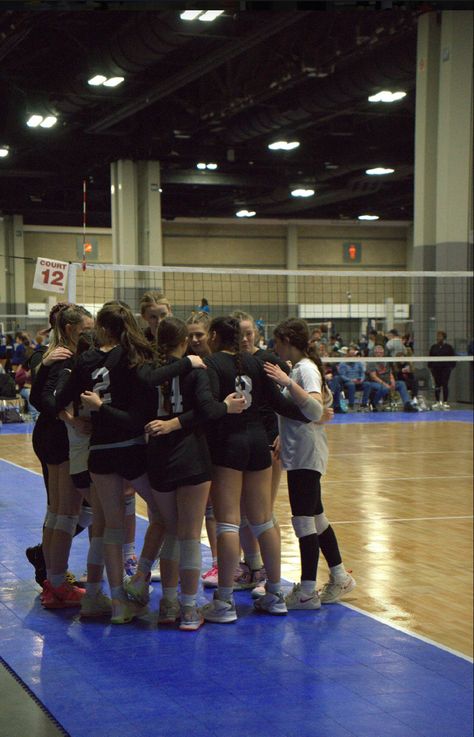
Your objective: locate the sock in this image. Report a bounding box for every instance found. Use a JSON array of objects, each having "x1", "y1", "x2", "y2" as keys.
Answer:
[
  {"x1": 123, "y1": 543, "x2": 135, "y2": 560},
  {"x1": 137, "y1": 557, "x2": 153, "y2": 576},
  {"x1": 330, "y1": 563, "x2": 348, "y2": 582},
  {"x1": 162, "y1": 586, "x2": 178, "y2": 601},
  {"x1": 51, "y1": 572, "x2": 65, "y2": 588},
  {"x1": 266, "y1": 580, "x2": 281, "y2": 595},
  {"x1": 301, "y1": 580, "x2": 316, "y2": 595},
  {"x1": 180, "y1": 593, "x2": 196, "y2": 607},
  {"x1": 110, "y1": 585, "x2": 126, "y2": 602},
  {"x1": 245, "y1": 552, "x2": 263, "y2": 571},
  {"x1": 217, "y1": 586, "x2": 234, "y2": 602},
  {"x1": 86, "y1": 581, "x2": 101, "y2": 597}
]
